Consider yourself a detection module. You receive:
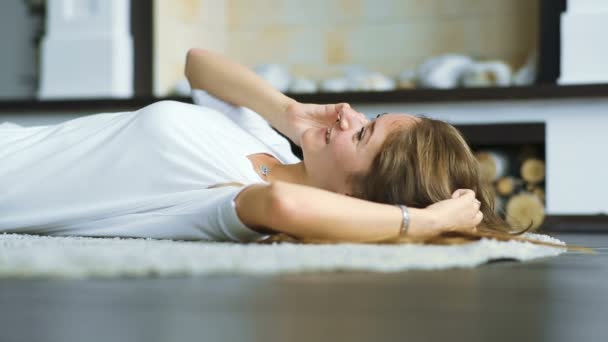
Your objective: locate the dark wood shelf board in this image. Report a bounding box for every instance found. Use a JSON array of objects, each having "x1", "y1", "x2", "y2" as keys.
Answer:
[
  {"x1": 289, "y1": 83, "x2": 608, "y2": 104},
  {"x1": 455, "y1": 122, "x2": 545, "y2": 146},
  {"x1": 2, "y1": 83, "x2": 608, "y2": 113},
  {"x1": 0, "y1": 97, "x2": 167, "y2": 113},
  {"x1": 541, "y1": 215, "x2": 608, "y2": 233}
]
